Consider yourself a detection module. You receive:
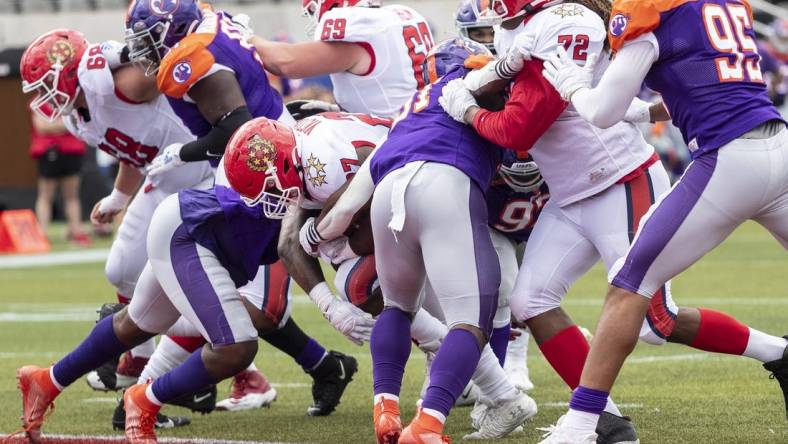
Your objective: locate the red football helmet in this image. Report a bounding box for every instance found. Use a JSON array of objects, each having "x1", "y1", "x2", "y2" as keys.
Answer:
[
  {"x1": 302, "y1": 0, "x2": 382, "y2": 35},
  {"x1": 473, "y1": 0, "x2": 561, "y2": 21},
  {"x1": 224, "y1": 118, "x2": 304, "y2": 219},
  {"x1": 21, "y1": 29, "x2": 88, "y2": 122}
]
